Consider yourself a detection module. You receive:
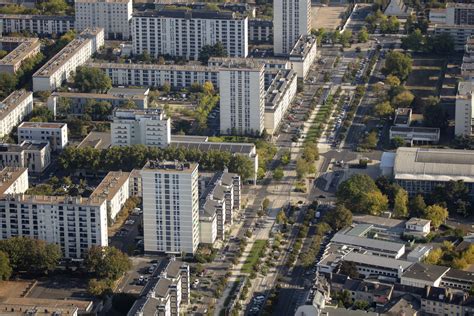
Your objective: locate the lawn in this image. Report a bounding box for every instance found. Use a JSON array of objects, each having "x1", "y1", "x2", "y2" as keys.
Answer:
[
  {"x1": 405, "y1": 55, "x2": 446, "y2": 99},
  {"x1": 241, "y1": 239, "x2": 267, "y2": 274}
]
